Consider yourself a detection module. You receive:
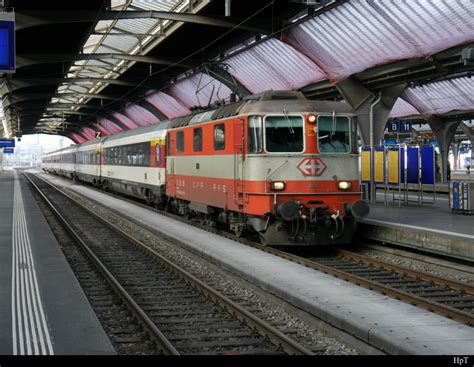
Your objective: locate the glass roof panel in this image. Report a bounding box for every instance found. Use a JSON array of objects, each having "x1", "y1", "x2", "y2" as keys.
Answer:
[
  {"x1": 283, "y1": 0, "x2": 474, "y2": 81},
  {"x1": 145, "y1": 91, "x2": 190, "y2": 119},
  {"x1": 225, "y1": 38, "x2": 326, "y2": 93}
]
